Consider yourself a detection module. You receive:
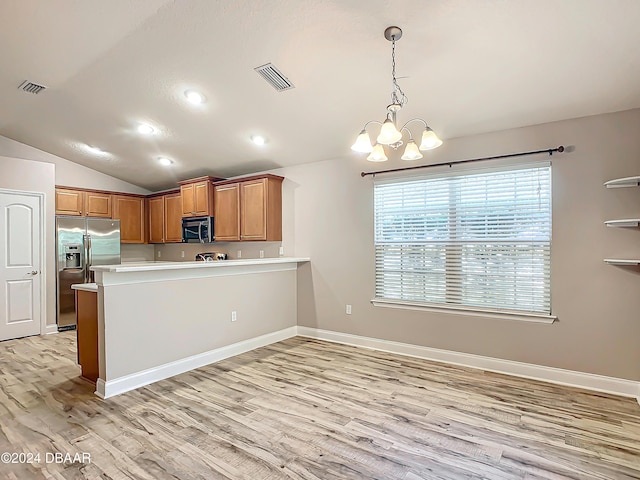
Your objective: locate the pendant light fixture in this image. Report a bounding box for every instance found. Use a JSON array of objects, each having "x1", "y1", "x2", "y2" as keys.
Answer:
[{"x1": 351, "y1": 26, "x2": 443, "y2": 162}]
